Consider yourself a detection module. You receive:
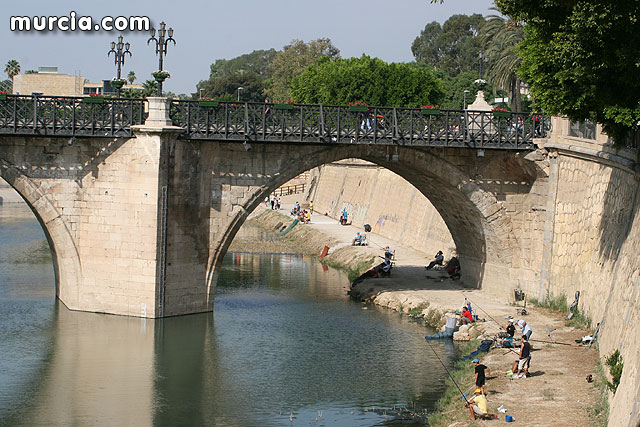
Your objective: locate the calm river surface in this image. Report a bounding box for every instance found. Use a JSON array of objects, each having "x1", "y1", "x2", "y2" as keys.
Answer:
[{"x1": 0, "y1": 203, "x2": 457, "y2": 426}]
